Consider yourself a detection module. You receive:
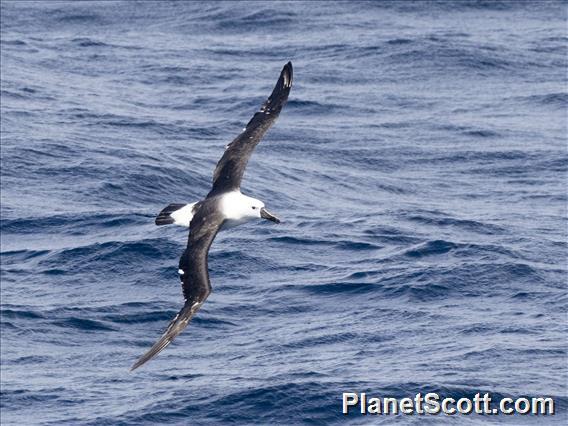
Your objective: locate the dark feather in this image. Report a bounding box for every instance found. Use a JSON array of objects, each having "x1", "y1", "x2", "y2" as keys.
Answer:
[
  {"x1": 155, "y1": 203, "x2": 187, "y2": 226},
  {"x1": 208, "y1": 62, "x2": 293, "y2": 196},
  {"x1": 131, "y1": 199, "x2": 224, "y2": 371}
]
